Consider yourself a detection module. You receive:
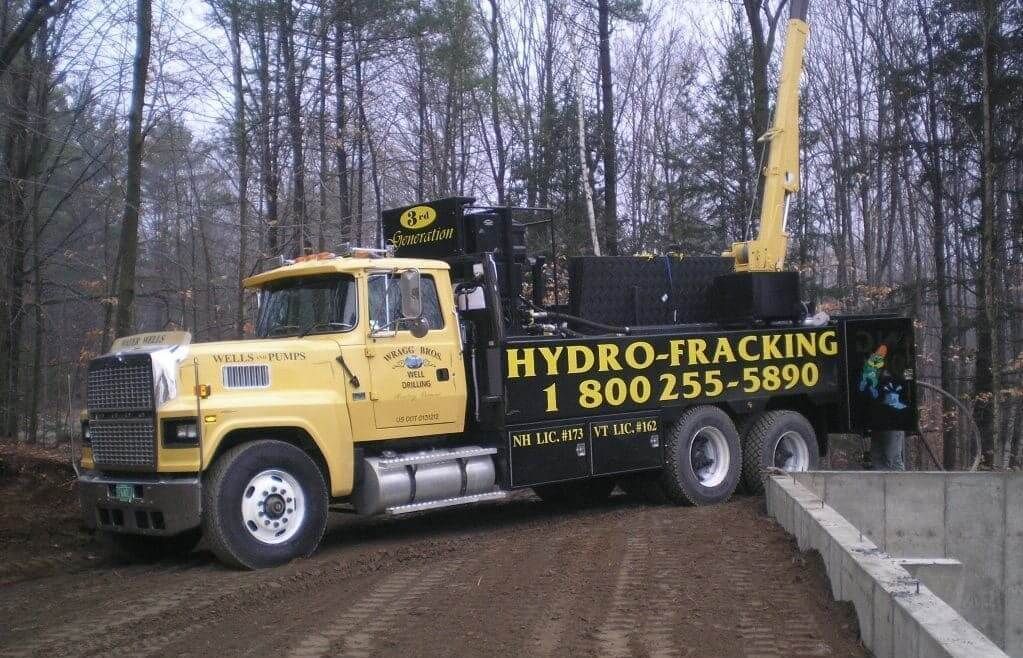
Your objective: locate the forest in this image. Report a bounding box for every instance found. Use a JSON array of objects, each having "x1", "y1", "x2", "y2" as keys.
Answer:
[{"x1": 0, "y1": 0, "x2": 1020, "y2": 470}]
